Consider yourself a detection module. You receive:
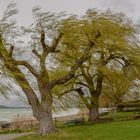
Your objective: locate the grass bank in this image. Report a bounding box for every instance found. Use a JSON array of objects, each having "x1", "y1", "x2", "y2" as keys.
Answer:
[{"x1": 14, "y1": 120, "x2": 140, "y2": 140}]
